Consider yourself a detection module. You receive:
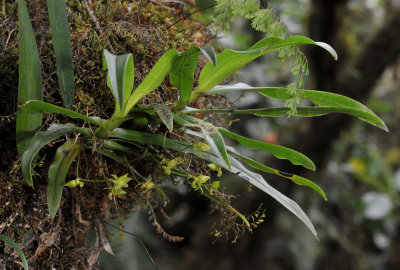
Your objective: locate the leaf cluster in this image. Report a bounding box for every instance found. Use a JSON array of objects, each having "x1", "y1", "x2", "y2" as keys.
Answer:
[{"x1": 17, "y1": 28, "x2": 388, "y2": 241}]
